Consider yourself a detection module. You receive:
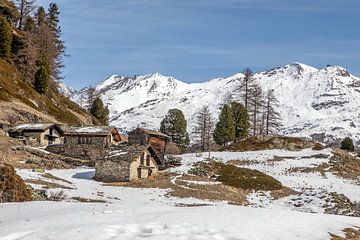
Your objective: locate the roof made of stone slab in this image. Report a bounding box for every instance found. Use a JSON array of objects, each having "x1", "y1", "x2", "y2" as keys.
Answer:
[
  {"x1": 64, "y1": 126, "x2": 116, "y2": 136},
  {"x1": 104, "y1": 144, "x2": 160, "y2": 164},
  {"x1": 9, "y1": 123, "x2": 58, "y2": 133},
  {"x1": 128, "y1": 128, "x2": 170, "y2": 139}
]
